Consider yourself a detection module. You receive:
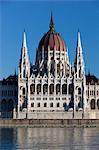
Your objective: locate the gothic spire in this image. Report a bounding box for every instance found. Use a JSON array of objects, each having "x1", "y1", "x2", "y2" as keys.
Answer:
[
  {"x1": 49, "y1": 12, "x2": 55, "y2": 32},
  {"x1": 77, "y1": 30, "x2": 82, "y2": 48},
  {"x1": 22, "y1": 30, "x2": 27, "y2": 48}
]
